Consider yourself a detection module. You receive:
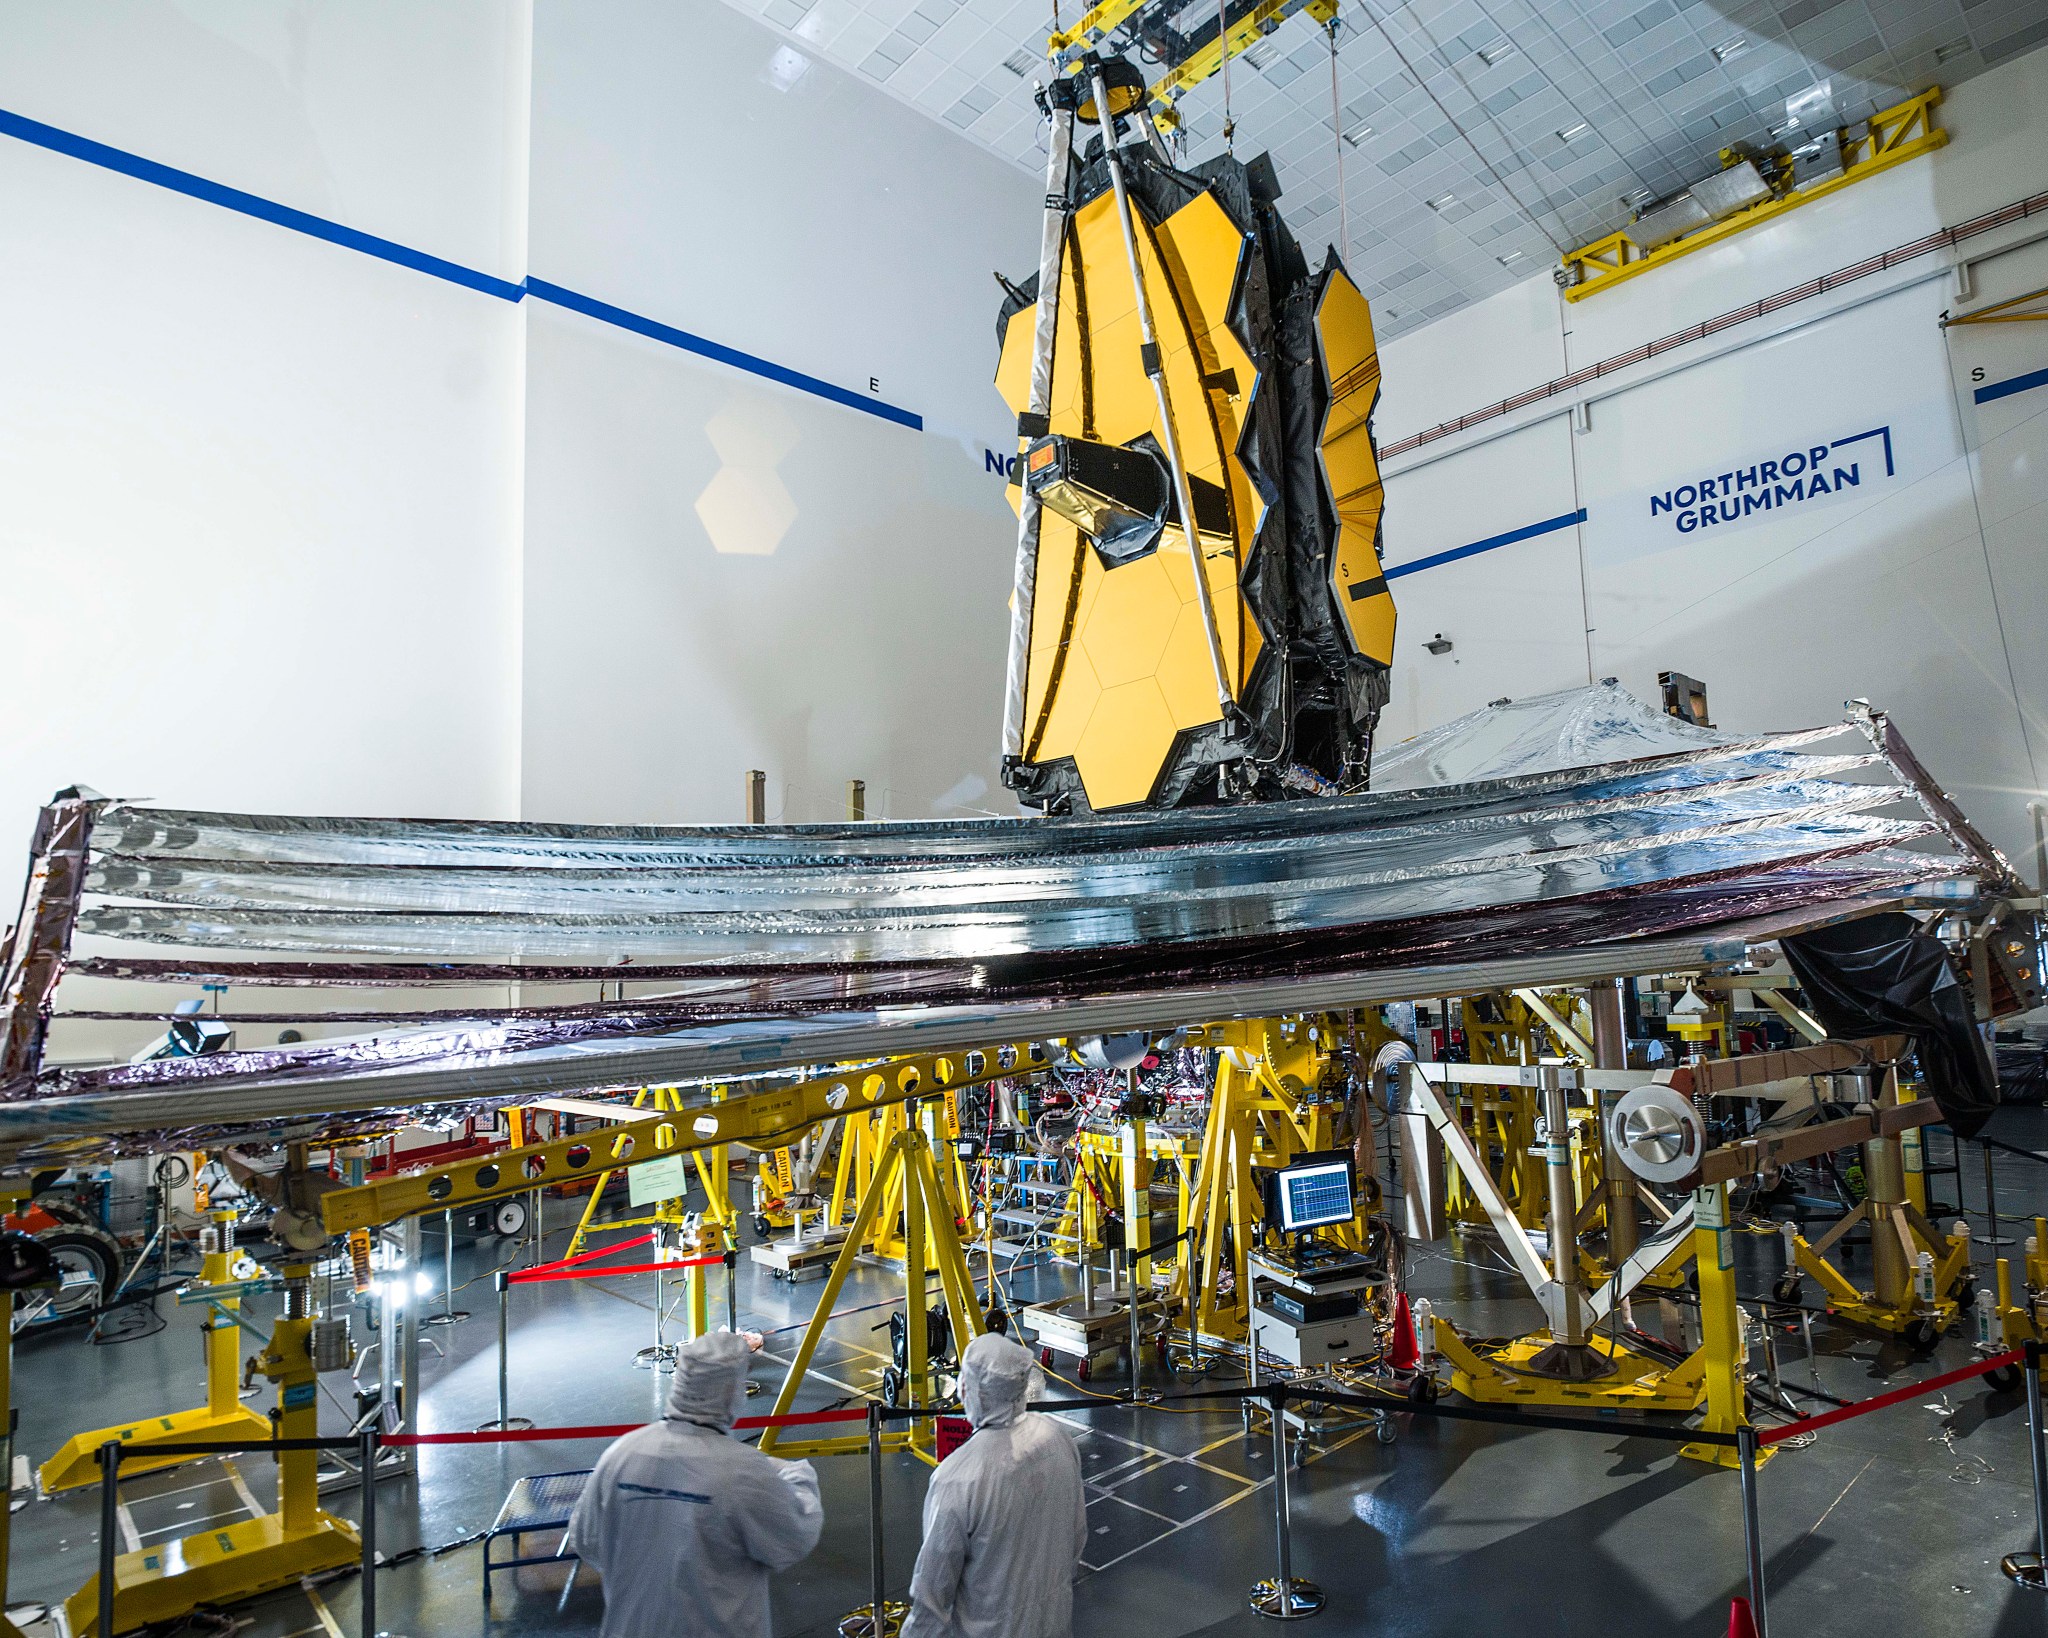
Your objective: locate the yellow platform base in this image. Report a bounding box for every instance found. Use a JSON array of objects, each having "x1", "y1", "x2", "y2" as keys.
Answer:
[
  {"x1": 1442, "y1": 1327, "x2": 1706, "y2": 1411},
  {"x1": 66, "y1": 1509, "x2": 359, "y2": 1638},
  {"x1": 1676, "y1": 1431, "x2": 1774, "y2": 1469},
  {"x1": 1827, "y1": 1296, "x2": 1957, "y2": 1341},
  {"x1": 40, "y1": 1403, "x2": 276, "y2": 1495}
]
